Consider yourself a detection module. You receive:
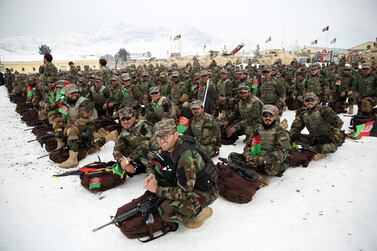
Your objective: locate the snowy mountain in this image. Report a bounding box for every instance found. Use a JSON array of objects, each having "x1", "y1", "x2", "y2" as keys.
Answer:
[
  {"x1": 0, "y1": 85, "x2": 376, "y2": 251},
  {"x1": 0, "y1": 23, "x2": 224, "y2": 59}
]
